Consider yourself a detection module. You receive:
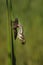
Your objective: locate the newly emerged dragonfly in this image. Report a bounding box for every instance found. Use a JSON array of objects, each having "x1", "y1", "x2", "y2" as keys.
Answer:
[{"x1": 12, "y1": 18, "x2": 26, "y2": 45}]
